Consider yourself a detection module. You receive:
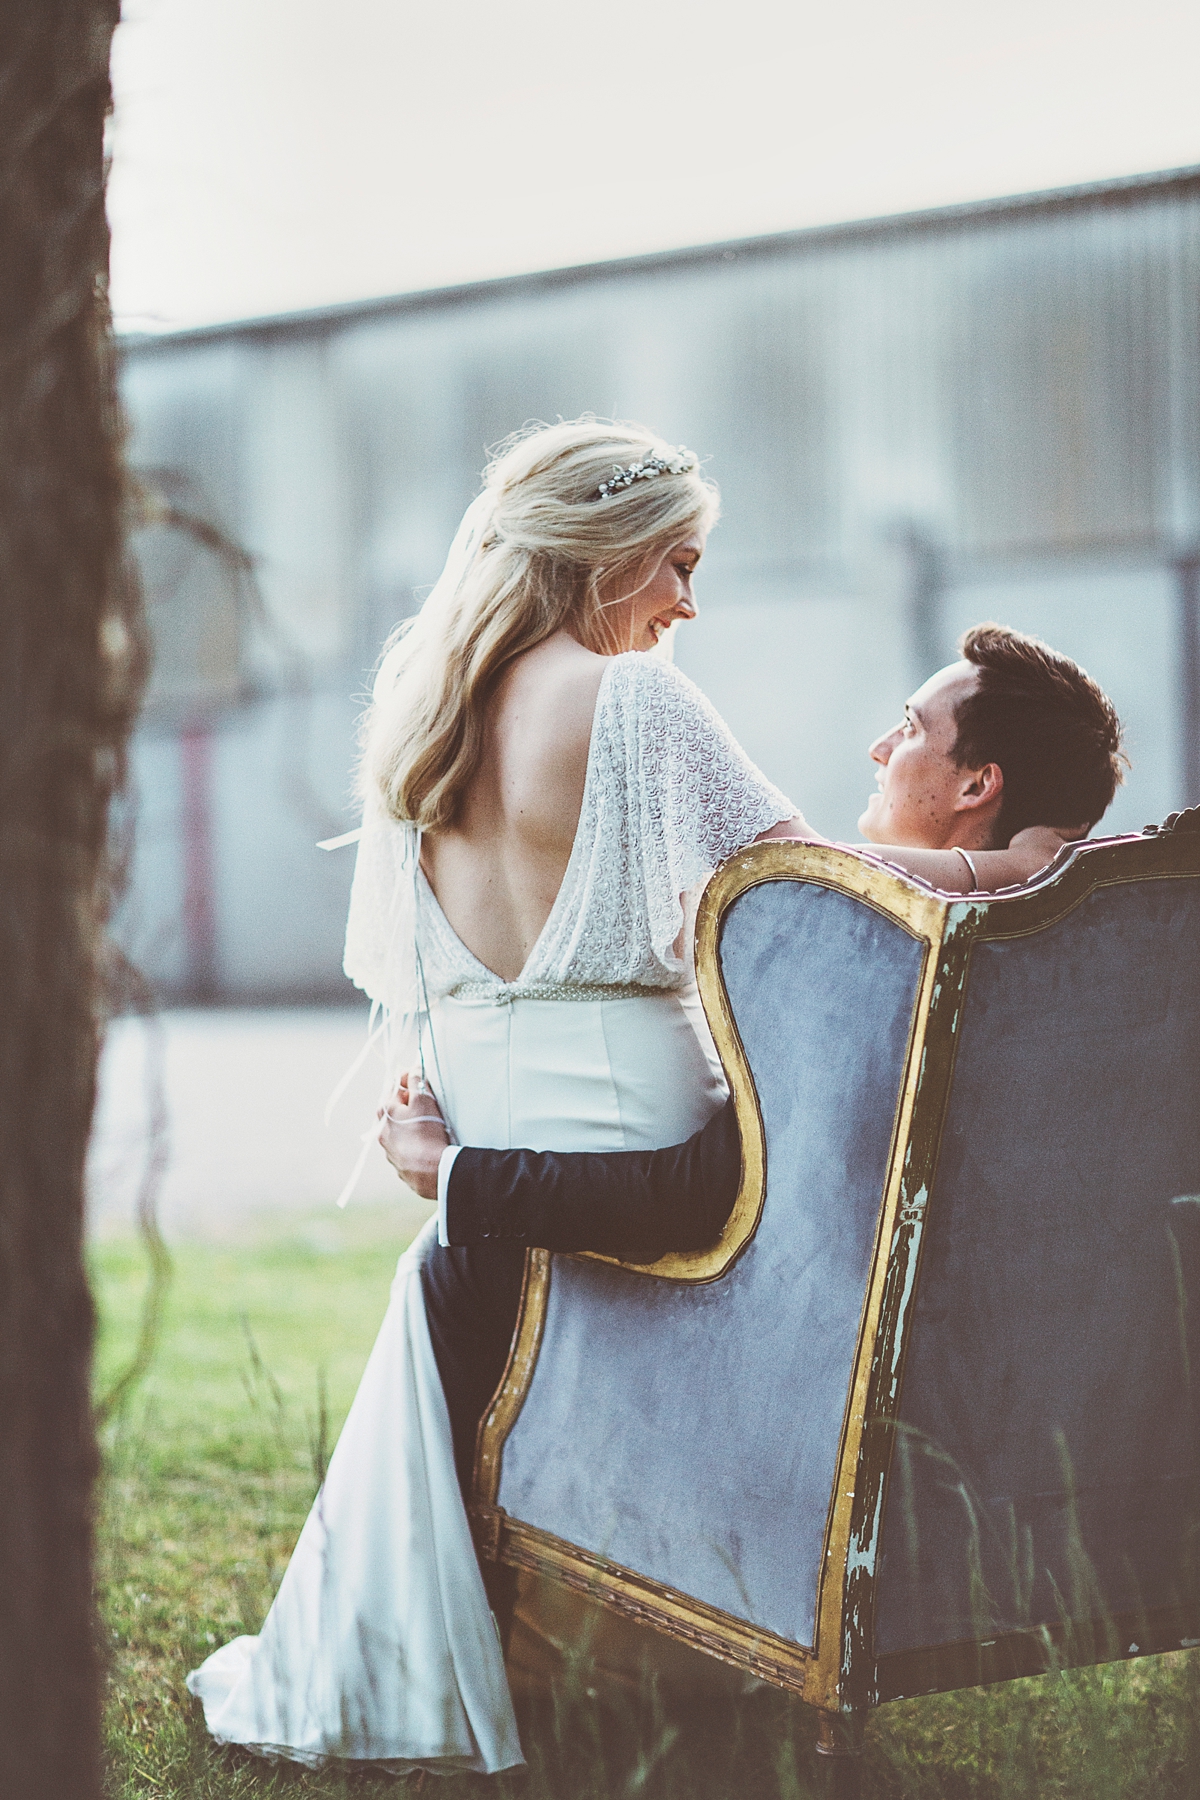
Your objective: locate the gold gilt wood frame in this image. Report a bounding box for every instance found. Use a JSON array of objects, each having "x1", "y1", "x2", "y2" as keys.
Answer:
[{"x1": 472, "y1": 826, "x2": 1200, "y2": 1719}]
